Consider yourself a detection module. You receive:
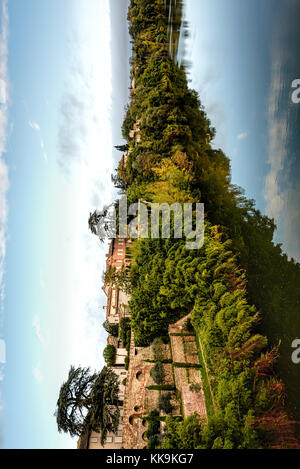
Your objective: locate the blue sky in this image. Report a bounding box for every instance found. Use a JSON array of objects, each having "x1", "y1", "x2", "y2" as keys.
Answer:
[
  {"x1": 185, "y1": 0, "x2": 300, "y2": 259},
  {"x1": 185, "y1": 0, "x2": 273, "y2": 209},
  {"x1": 0, "y1": 0, "x2": 299, "y2": 449}
]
